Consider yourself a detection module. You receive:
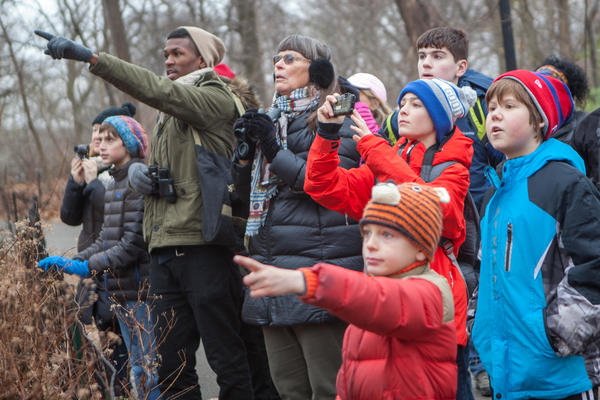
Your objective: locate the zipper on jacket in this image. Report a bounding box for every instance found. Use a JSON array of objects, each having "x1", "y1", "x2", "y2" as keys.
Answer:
[{"x1": 505, "y1": 222, "x2": 513, "y2": 272}]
